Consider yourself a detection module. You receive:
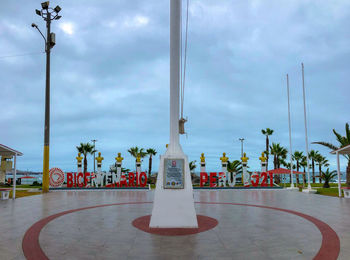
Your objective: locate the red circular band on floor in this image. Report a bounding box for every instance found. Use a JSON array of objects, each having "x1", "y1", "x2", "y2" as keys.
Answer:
[
  {"x1": 22, "y1": 201, "x2": 340, "y2": 260},
  {"x1": 132, "y1": 215, "x2": 218, "y2": 235}
]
